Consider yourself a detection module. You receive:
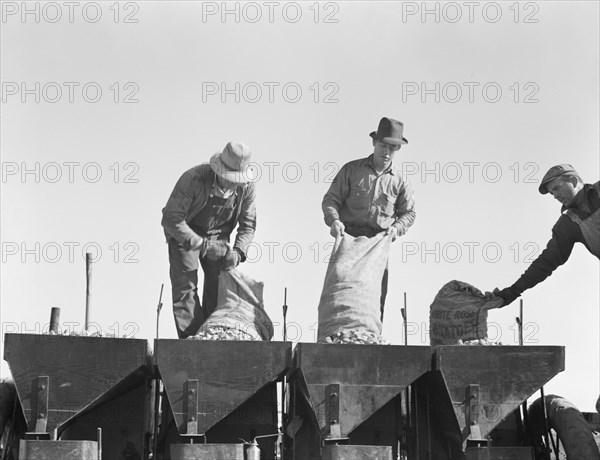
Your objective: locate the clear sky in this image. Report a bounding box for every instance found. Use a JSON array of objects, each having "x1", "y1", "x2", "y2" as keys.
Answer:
[{"x1": 1, "y1": 1, "x2": 599, "y2": 412}]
